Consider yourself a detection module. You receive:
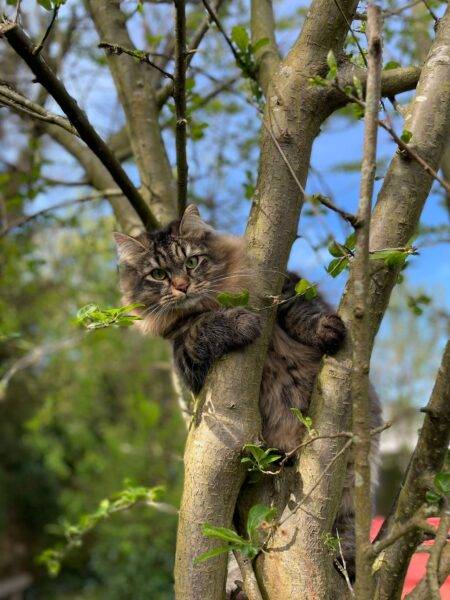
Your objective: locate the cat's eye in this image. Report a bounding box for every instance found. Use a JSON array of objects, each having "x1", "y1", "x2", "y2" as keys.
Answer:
[
  {"x1": 185, "y1": 256, "x2": 199, "y2": 269},
  {"x1": 150, "y1": 268, "x2": 167, "y2": 280}
]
